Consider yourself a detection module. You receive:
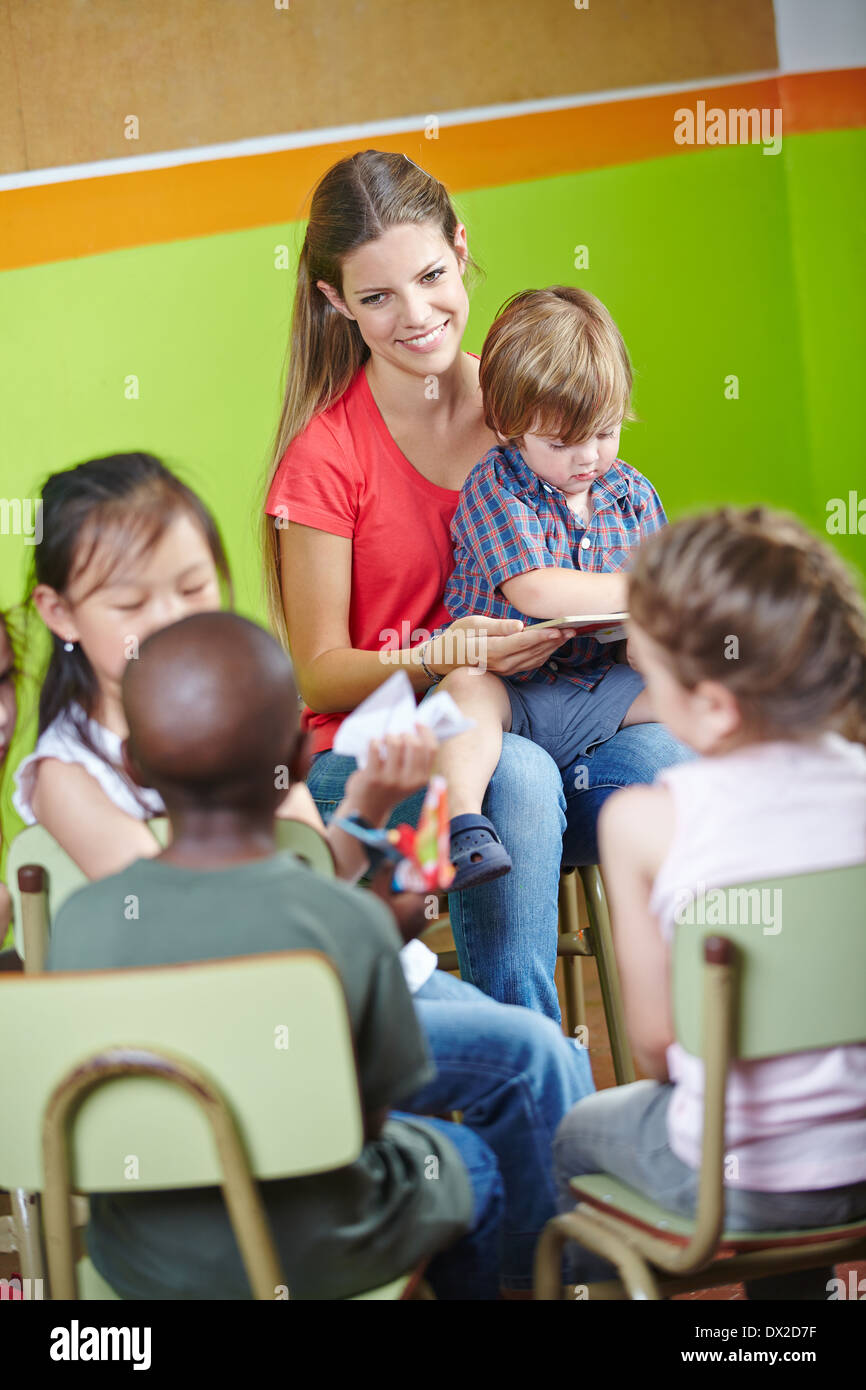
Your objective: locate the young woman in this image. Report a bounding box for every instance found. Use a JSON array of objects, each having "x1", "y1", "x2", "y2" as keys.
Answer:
[{"x1": 263, "y1": 149, "x2": 690, "y2": 1019}]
